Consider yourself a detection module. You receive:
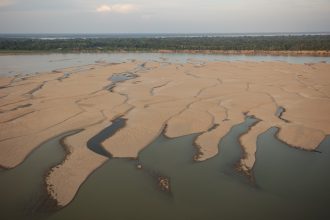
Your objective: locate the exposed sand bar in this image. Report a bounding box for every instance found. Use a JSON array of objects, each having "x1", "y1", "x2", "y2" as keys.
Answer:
[
  {"x1": 0, "y1": 60, "x2": 330, "y2": 206},
  {"x1": 157, "y1": 50, "x2": 330, "y2": 56}
]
